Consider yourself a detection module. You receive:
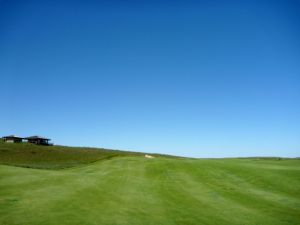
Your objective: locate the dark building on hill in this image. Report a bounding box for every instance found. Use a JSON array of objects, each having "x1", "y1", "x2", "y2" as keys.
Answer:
[
  {"x1": 2, "y1": 135, "x2": 23, "y2": 143},
  {"x1": 25, "y1": 136, "x2": 51, "y2": 145}
]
